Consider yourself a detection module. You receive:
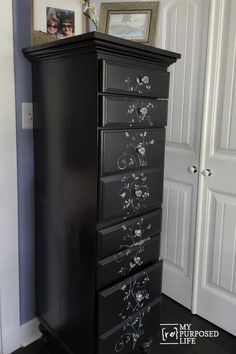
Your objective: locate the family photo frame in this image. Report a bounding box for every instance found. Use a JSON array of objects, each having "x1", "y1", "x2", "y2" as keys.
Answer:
[{"x1": 32, "y1": 0, "x2": 84, "y2": 45}]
